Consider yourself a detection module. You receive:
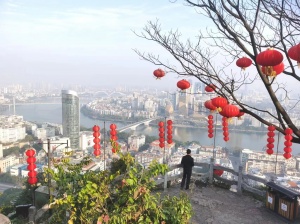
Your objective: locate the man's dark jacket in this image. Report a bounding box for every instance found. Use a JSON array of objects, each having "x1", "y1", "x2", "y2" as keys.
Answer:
[{"x1": 181, "y1": 155, "x2": 194, "y2": 171}]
